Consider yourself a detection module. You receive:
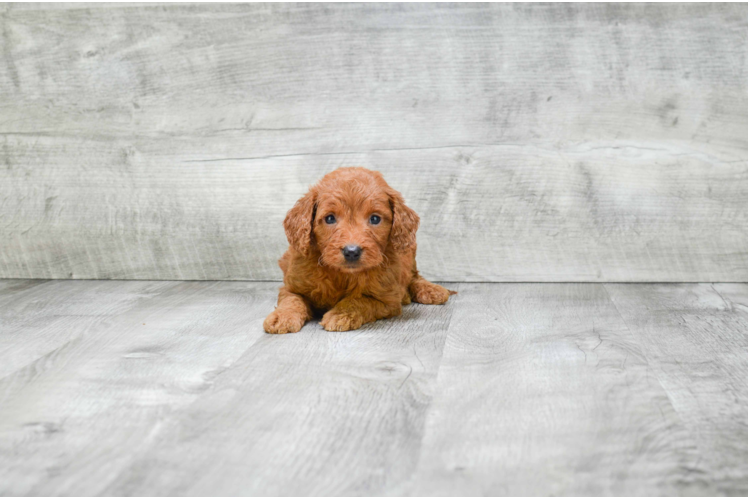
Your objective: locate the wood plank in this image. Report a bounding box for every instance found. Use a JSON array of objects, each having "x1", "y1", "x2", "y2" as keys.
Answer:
[
  {"x1": 606, "y1": 283, "x2": 748, "y2": 495},
  {"x1": 101, "y1": 286, "x2": 459, "y2": 495},
  {"x1": 2, "y1": 3, "x2": 748, "y2": 281},
  {"x1": 0, "y1": 279, "x2": 176, "y2": 379},
  {"x1": 1, "y1": 140, "x2": 747, "y2": 281},
  {"x1": 3, "y1": 280, "x2": 747, "y2": 495},
  {"x1": 410, "y1": 283, "x2": 709, "y2": 495},
  {"x1": 0, "y1": 280, "x2": 277, "y2": 495},
  {"x1": 0, "y1": 279, "x2": 48, "y2": 300}
]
